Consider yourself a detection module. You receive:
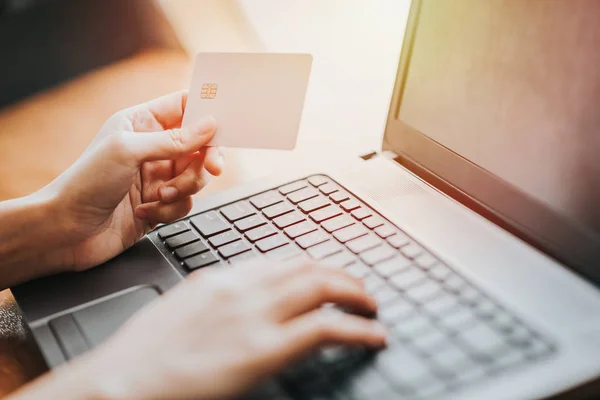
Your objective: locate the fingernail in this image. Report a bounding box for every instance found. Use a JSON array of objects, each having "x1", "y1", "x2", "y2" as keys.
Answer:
[{"x1": 160, "y1": 186, "x2": 179, "y2": 202}]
